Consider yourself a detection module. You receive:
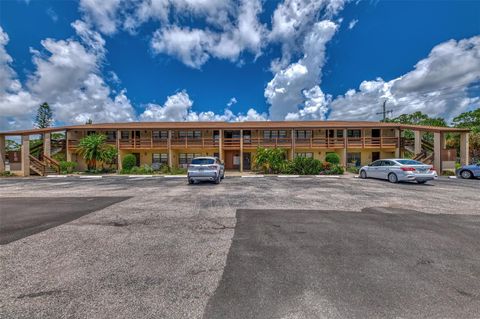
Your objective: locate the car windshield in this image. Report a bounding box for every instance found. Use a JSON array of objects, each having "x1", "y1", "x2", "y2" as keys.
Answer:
[
  {"x1": 191, "y1": 158, "x2": 215, "y2": 165},
  {"x1": 395, "y1": 159, "x2": 423, "y2": 165}
]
